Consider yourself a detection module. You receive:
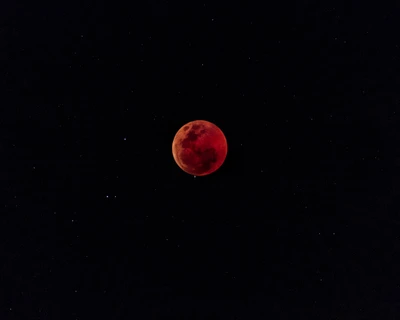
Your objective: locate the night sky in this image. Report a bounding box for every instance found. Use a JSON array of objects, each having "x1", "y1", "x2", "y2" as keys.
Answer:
[{"x1": 1, "y1": 1, "x2": 400, "y2": 319}]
